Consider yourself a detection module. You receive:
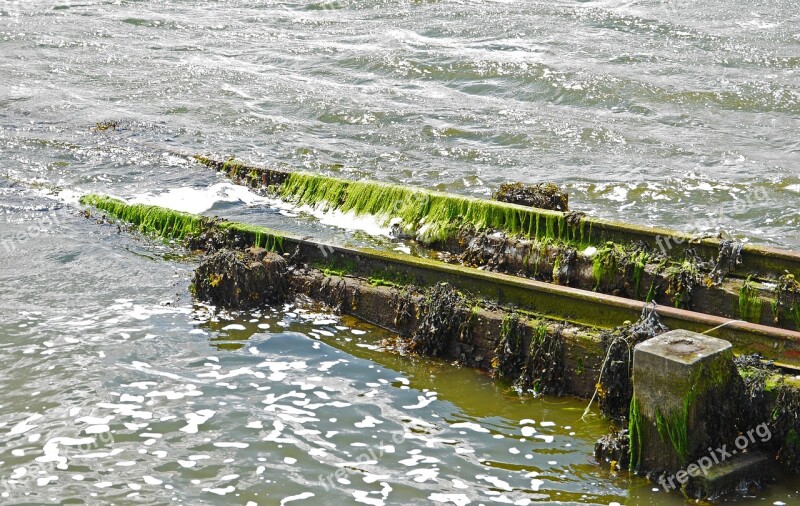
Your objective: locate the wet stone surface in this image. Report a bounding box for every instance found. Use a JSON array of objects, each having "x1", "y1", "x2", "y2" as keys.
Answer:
[{"x1": 635, "y1": 330, "x2": 732, "y2": 366}]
